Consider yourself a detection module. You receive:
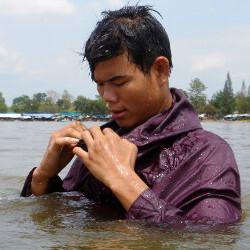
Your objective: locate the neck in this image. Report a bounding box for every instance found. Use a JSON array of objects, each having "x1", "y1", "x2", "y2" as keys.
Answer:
[{"x1": 159, "y1": 87, "x2": 173, "y2": 113}]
